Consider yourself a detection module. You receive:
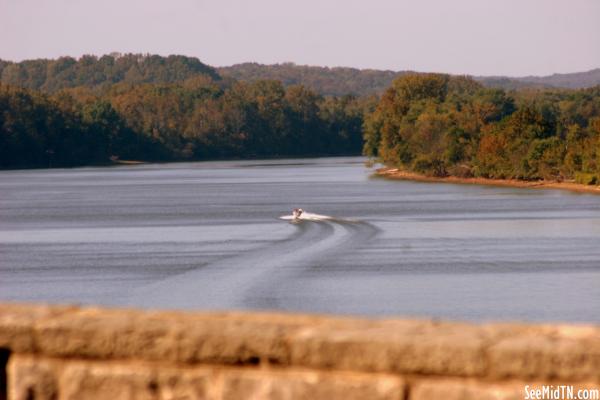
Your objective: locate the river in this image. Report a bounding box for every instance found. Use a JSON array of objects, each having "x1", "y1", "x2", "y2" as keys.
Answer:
[{"x1": 1, "y1": 157, "x2": 599, "y2": 322}]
